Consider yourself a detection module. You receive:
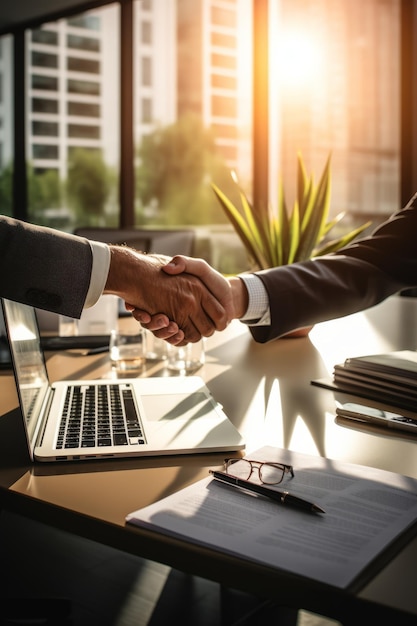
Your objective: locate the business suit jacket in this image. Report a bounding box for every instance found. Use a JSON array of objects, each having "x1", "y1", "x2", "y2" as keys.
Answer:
[
  {"x1": 251, "y1": 192, "x2": 417, "y2": 343},
  {"x1": 0, "y1": 216, "x2": 92, "y2": 318}
]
